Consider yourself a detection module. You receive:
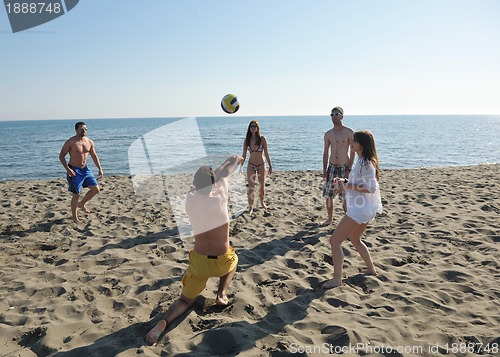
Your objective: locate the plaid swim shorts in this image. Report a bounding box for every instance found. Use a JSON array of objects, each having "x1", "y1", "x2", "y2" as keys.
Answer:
[{"x1": 322, "y1": 164, "x2": 347, "y2": 199}]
